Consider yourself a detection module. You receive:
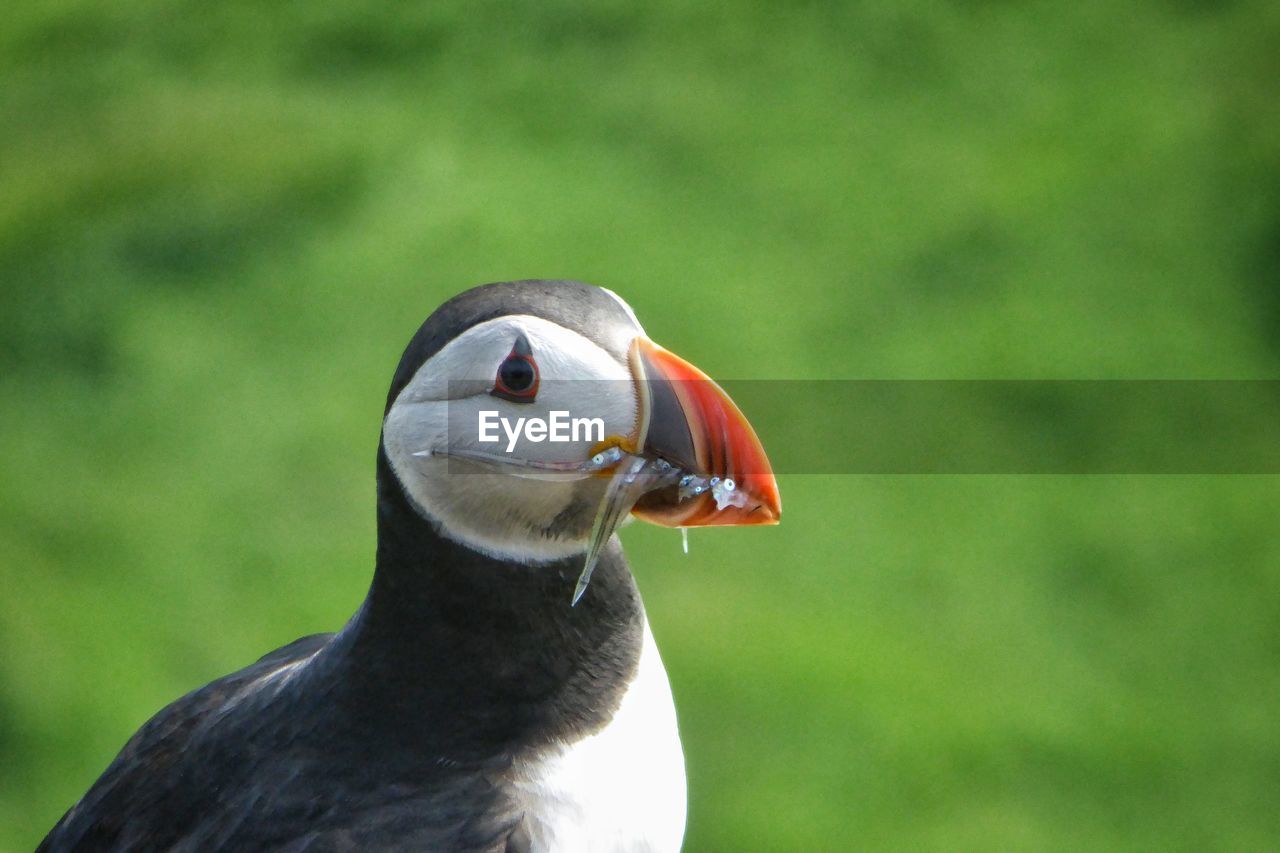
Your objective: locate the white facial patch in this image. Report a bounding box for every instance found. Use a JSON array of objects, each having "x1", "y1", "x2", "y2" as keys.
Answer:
[{"x1": 382, "y1": 315, "x2": 640, "y2": 562}]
